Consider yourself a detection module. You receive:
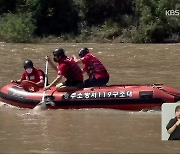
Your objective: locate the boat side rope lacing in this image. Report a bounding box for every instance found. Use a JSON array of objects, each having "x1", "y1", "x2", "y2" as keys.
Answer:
[{"x1": 152, "y1": 84, "x2": 180, "y2": 97}]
